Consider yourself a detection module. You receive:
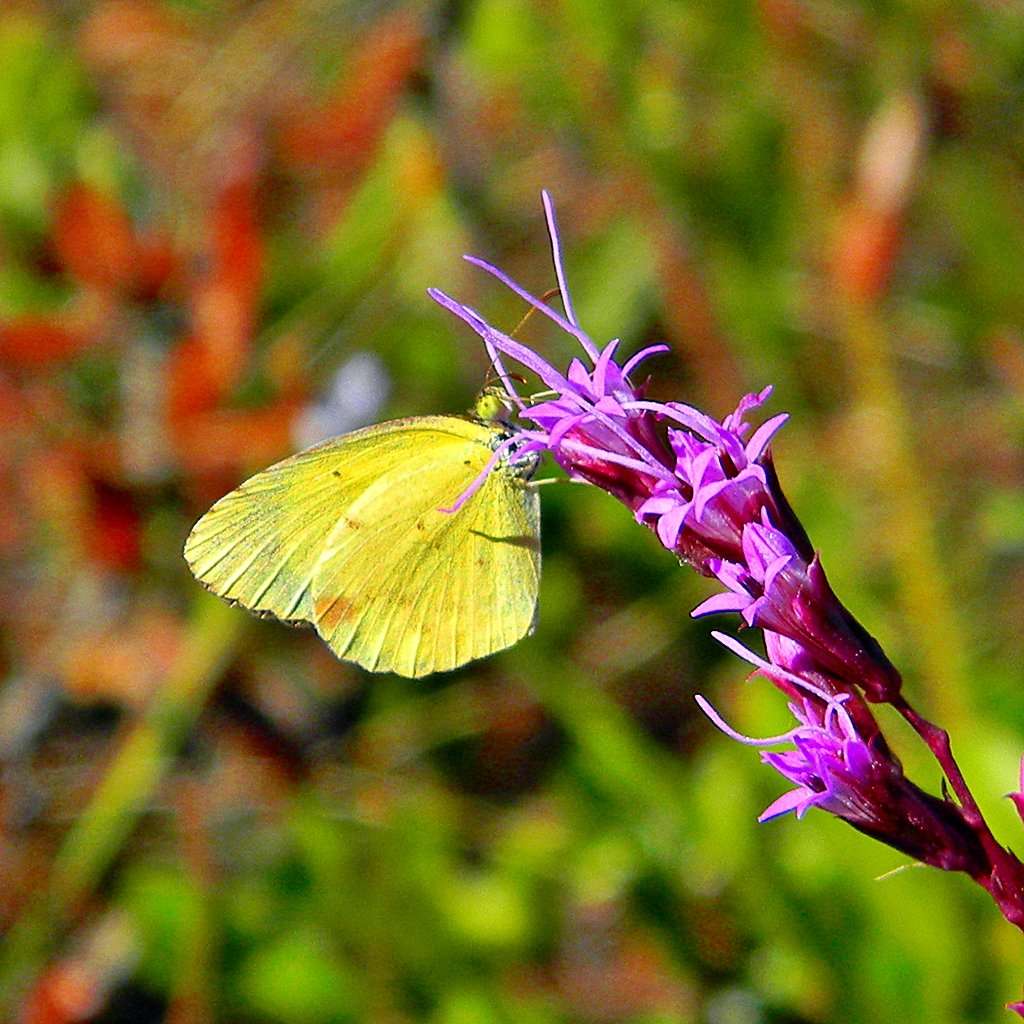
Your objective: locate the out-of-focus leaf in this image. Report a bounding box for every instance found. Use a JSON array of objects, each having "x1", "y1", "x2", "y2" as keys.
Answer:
[
  {"x1": 0, "y1": 15, "x2": 92, "y2": 234},
  {"x1": 52, "y1": 183, "x2": 138, "y2": 293},
  {"x1": 0, "y1": 316, "x2": 89, "y2": 370},
  {"x1": 235, "y1": 927, "x2": 357, "y2": 1024},
  {"x1": 117, "y1": 864, "x2": 202, "y2": 994},
  {"x1": 278, "y1": 9, "x2": 424, "y2": 175}
]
